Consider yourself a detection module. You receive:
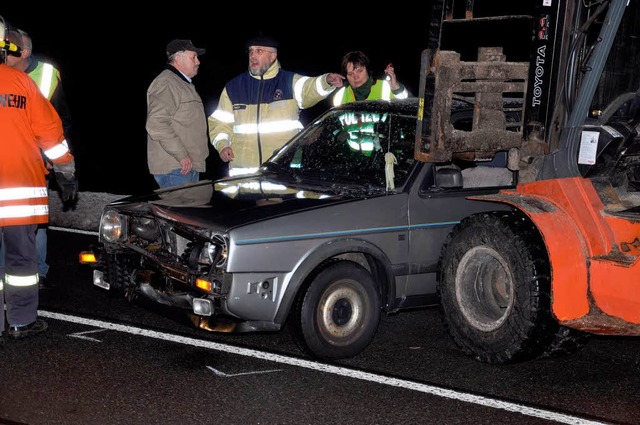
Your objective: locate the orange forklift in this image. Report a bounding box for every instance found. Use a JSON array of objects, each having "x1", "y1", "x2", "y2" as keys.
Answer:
[{"x1": 417, "y1": 0, "x2": 640, "y2": 363}]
